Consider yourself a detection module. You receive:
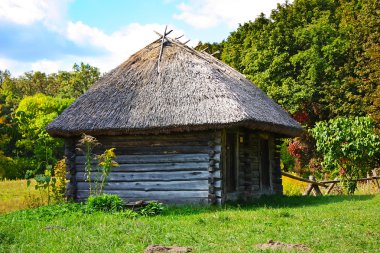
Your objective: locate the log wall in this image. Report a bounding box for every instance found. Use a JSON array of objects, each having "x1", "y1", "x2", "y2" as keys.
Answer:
[{"x1": 72, "y1": 131, "x2": 221, "y2": 204}]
